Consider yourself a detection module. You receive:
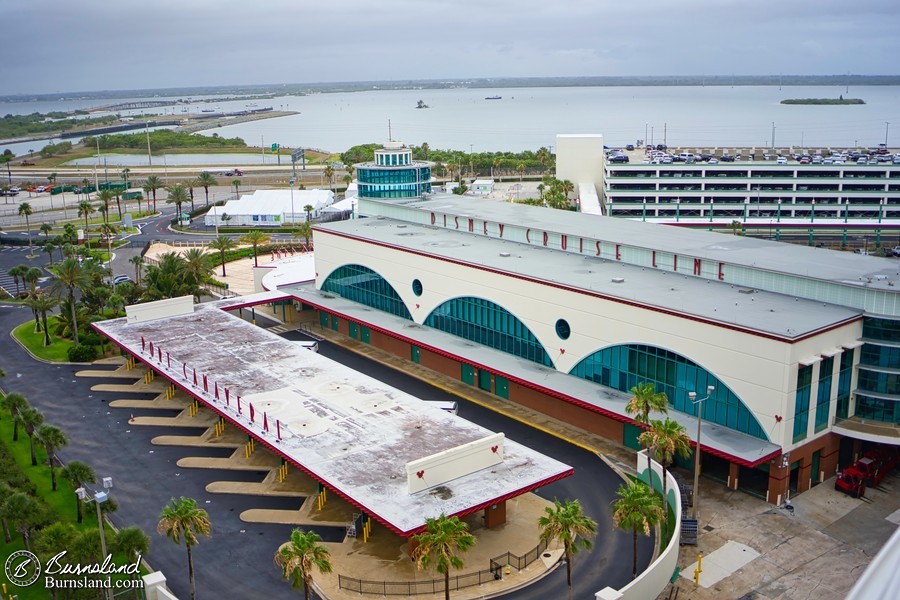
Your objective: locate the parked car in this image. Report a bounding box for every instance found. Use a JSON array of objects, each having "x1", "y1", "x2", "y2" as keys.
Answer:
[
  {"x1": 776, "y1": 156, "x2": 788, "y2": 165},
  {"x1": 625, "y1": 144, "x2": 635, "y2": 151},
  {"x1": 608, "y1": 153, "x2": 629, "y2": 163},
  {"x1": 225, "y1": 169, "x2": 244, "y2": 176},
  {"x1": 35, "y1": 185, "x2": 46, "y2": 192},
  {"x1": 113, "y1": 275, "x2": 133, "y2": 285},
  {"x1": 720, "y1": 155, "x2": 735, "y2": 162},
  {"x1": 857, "y1": 157, "x2": 868, "y2": 165},
  {"x1": 891, "y1": 246, "x2": 900, "y2": 257},
  {"x1": 707, "y1": 158, "x2": 719, "y2": 164}
]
